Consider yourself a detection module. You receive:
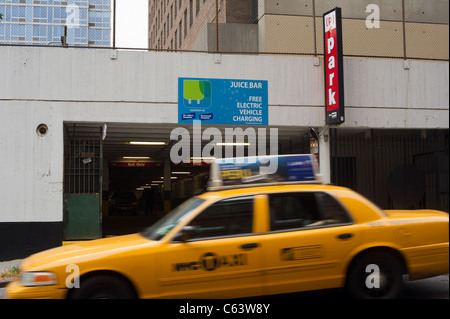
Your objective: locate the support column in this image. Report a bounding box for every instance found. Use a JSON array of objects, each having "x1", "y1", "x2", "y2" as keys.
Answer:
[
  {"x1": 102, "y1": 157, "x2": 109, "y2": 217},
  {"x1": 319, "y1": 127, "x2": 331, "y2": 184},
  {"x1": 164, "y1": 158, "x2": 172, "y2": 214}
]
